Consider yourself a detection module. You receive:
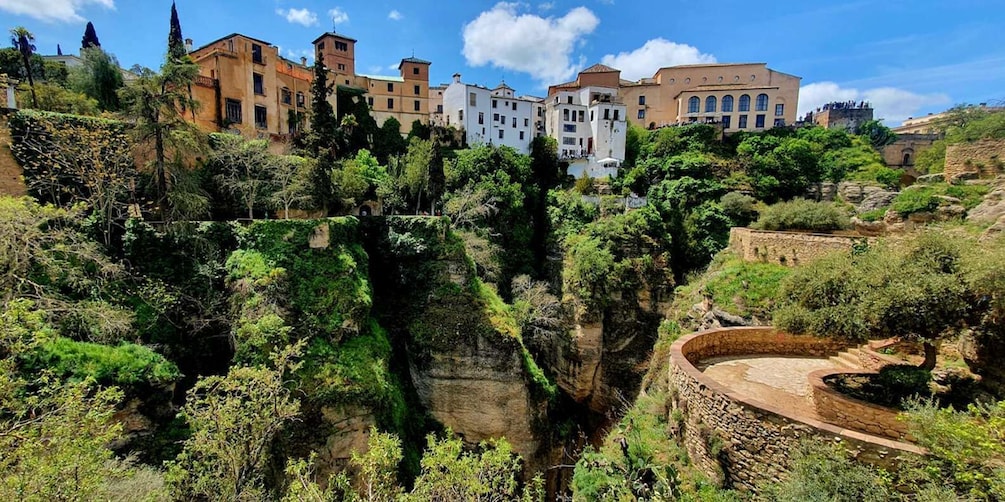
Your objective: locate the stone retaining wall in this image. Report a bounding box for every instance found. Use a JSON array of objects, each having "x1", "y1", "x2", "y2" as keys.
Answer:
[
  {"x1": 729, "y1": 227, "x2": 867, "y2": 266},
  {"x1": 669, "y1": 327, "x2": 923, "y2": 492},
  {"x1": 945, "y1": 139, "x2": 1005, "y2": 181},
  {"x1": 810, "y1": 369, "x2": 913, "y2": 441}
]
